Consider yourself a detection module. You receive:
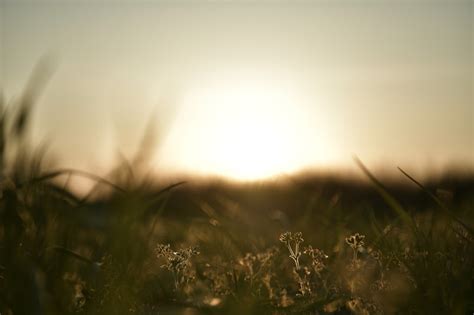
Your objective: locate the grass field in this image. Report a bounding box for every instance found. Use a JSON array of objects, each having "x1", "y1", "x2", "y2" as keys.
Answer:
[{"x1": 1, "y1": 71, "x2": 473, "y2": 314}]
